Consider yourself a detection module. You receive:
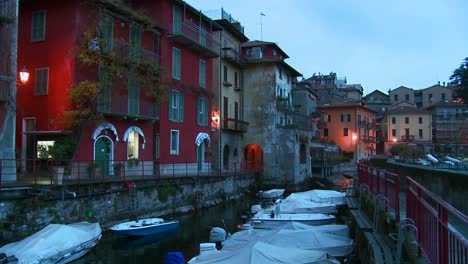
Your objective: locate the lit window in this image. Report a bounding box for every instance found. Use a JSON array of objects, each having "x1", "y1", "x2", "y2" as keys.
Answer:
[
  {"x1": 127, "y1": 131, "x2": 139, "y2": 160},
  {"x1": 37, "y1": 141, "x2": 54, "y2": 159}
]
